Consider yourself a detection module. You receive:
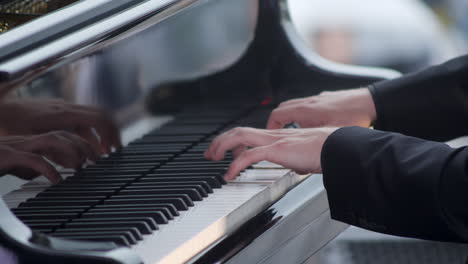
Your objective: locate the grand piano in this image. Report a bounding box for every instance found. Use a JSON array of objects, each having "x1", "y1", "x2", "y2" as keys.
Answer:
[{"x1": 0, "y1": 0, "x2": 400, "y2": 263}]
